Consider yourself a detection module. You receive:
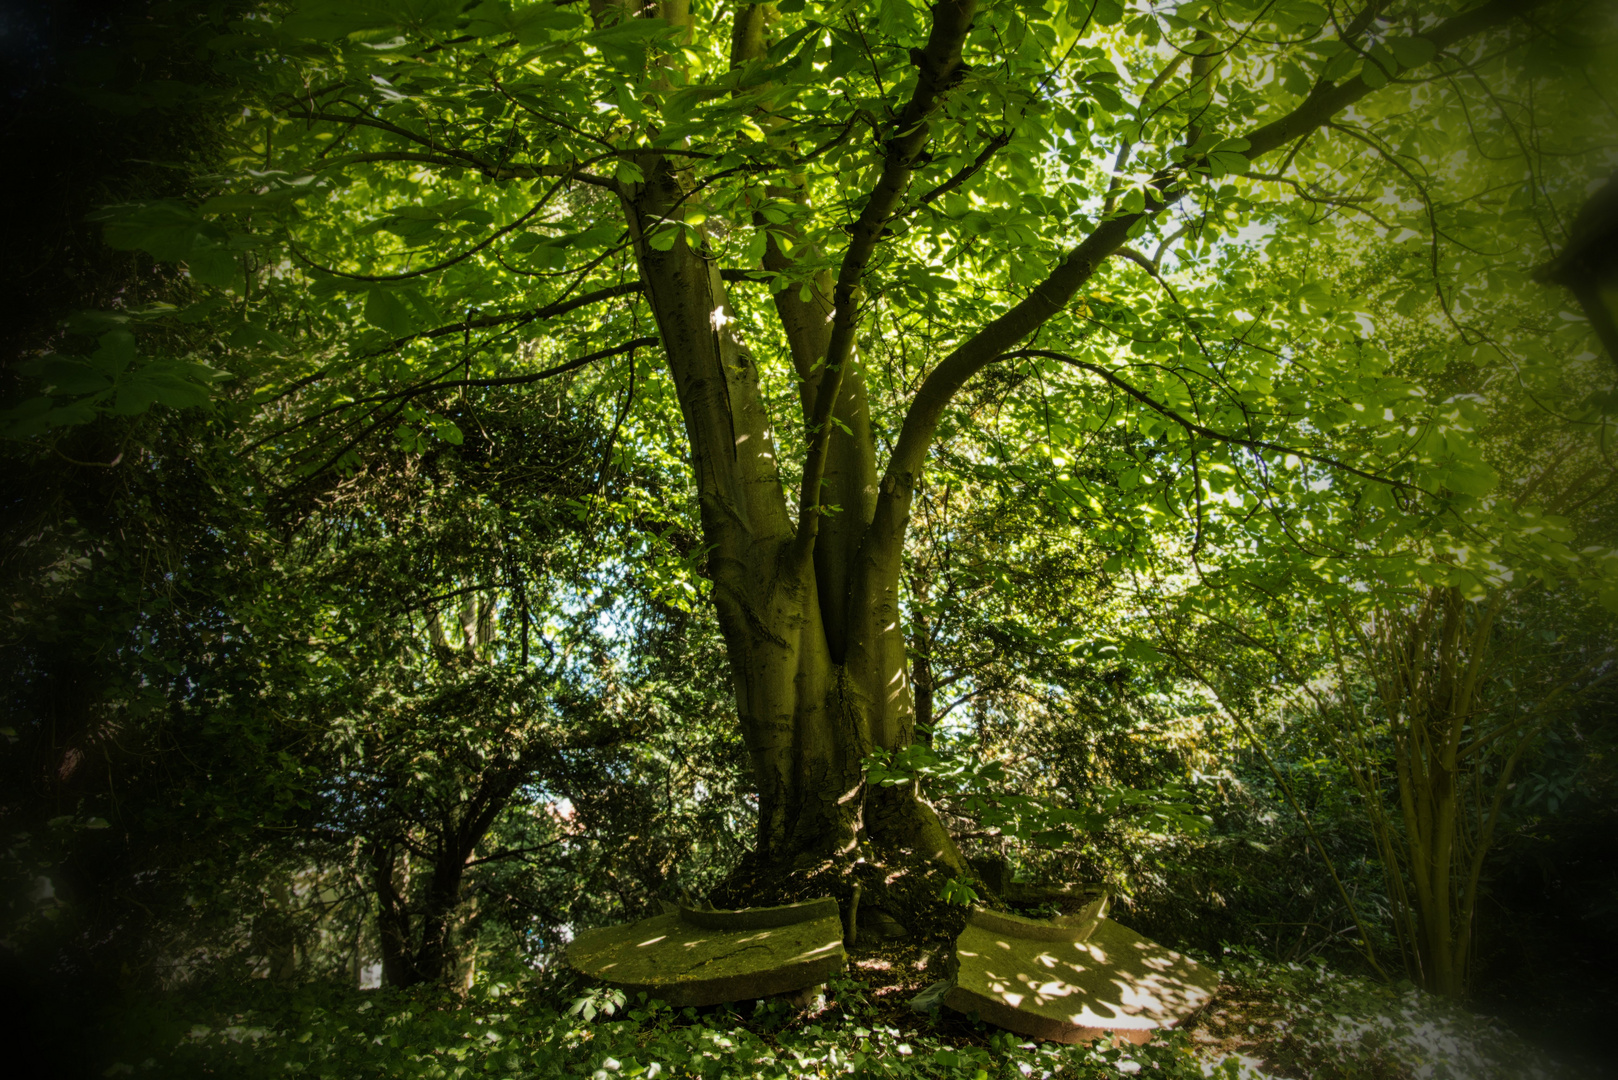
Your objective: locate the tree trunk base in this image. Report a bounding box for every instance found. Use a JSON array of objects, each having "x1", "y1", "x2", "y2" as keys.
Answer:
[{"x1": 708, "y1": 843, "x2": 973, "y2": 949}]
